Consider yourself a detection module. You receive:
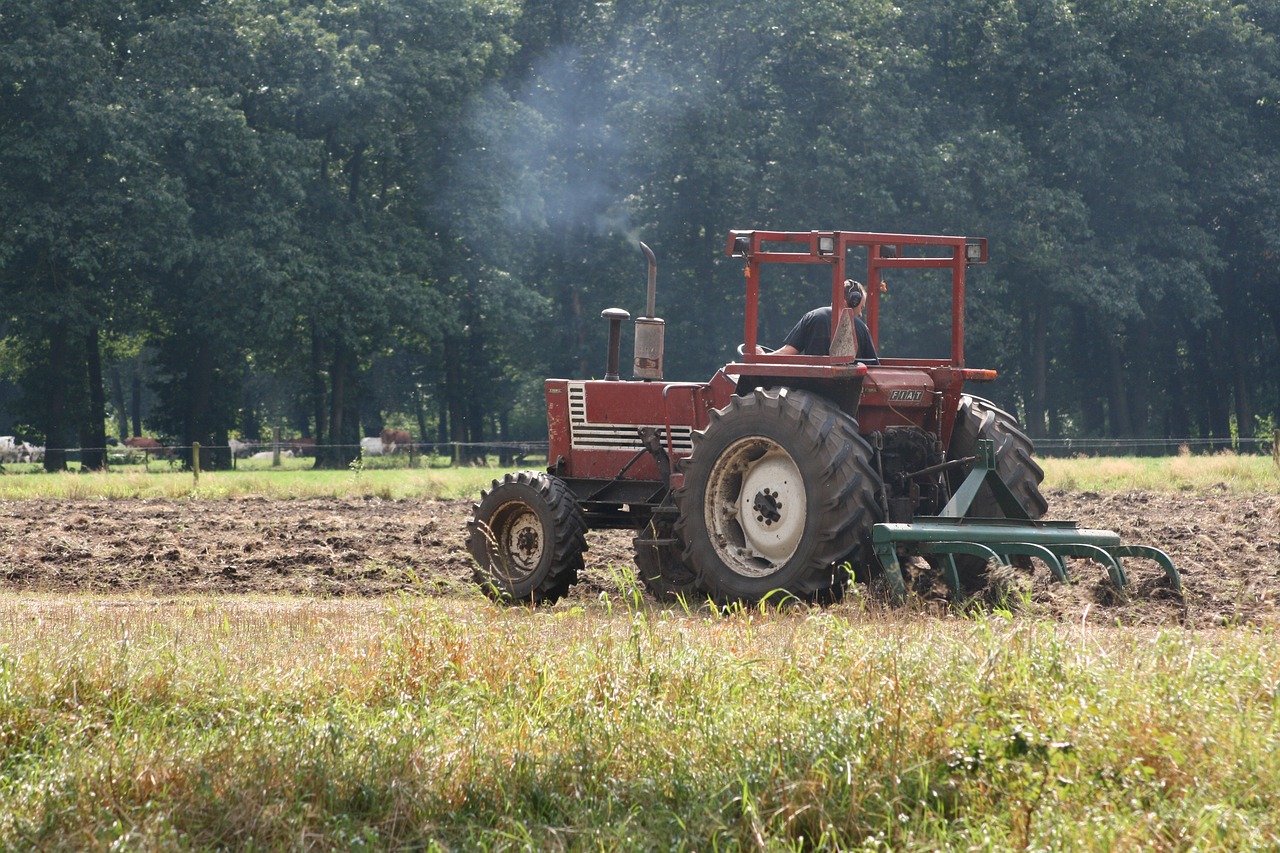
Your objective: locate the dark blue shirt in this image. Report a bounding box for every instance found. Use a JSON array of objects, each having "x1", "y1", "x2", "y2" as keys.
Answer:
[{"x1": 781, "y1": 306, "x2": 879, "y2": 363}]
